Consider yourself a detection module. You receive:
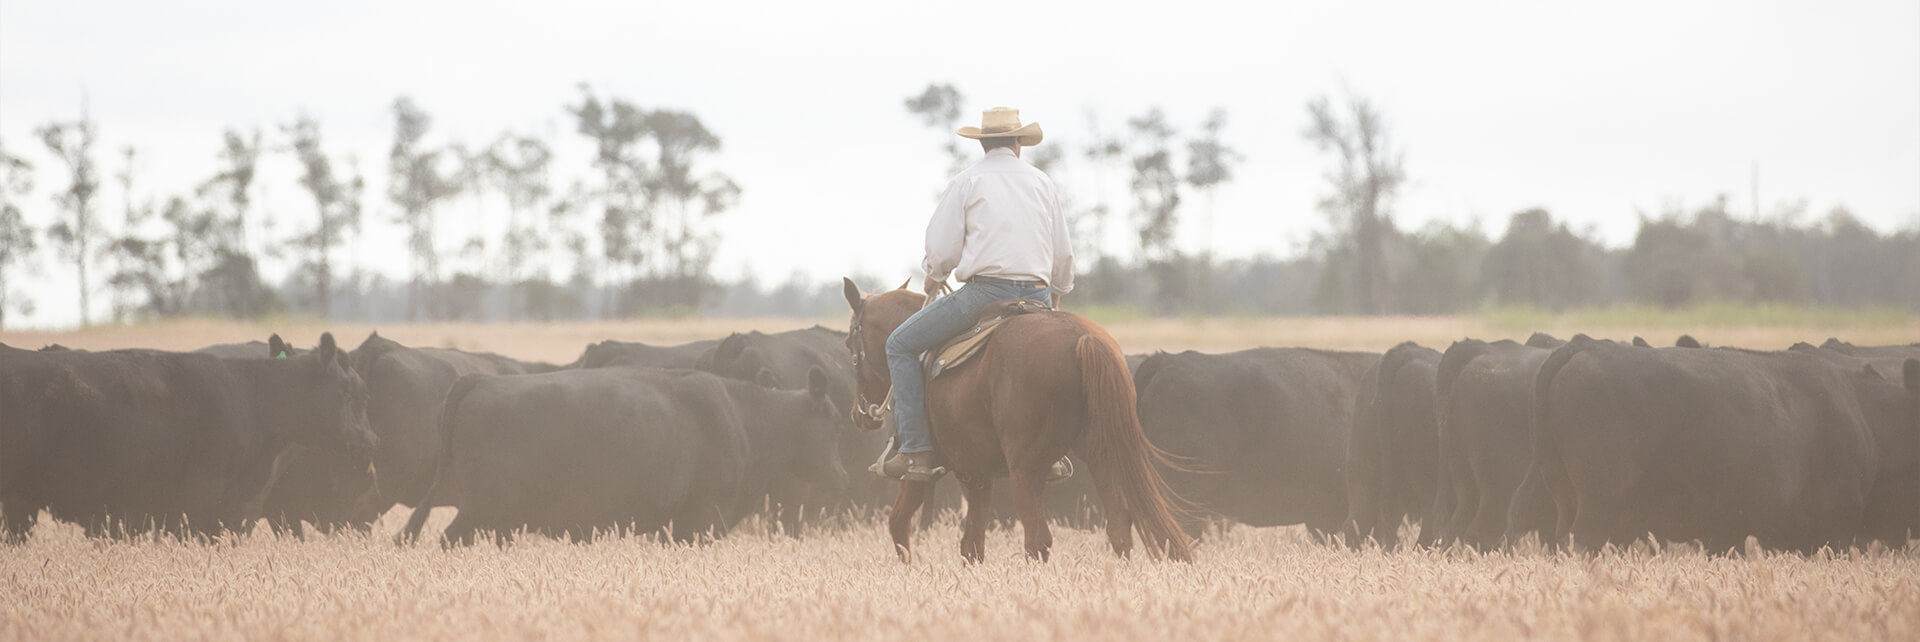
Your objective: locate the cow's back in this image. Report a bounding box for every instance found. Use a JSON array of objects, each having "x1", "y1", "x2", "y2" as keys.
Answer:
[
  {"x1": 2, "y1": 349, "x2": 264, "y2": 535},
  {"x1": 1542, "y1": 344, "x2": 1892, "y2": 550}
]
